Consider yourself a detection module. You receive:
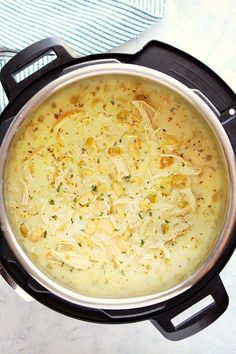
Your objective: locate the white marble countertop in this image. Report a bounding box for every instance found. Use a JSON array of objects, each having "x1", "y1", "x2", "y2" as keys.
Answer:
[{"x1": 1, "y1": 1, "x2": 236, "y2": 353}]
